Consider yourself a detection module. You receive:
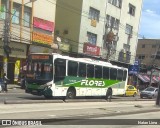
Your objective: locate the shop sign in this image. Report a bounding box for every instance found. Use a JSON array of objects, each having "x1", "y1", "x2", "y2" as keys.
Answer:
[
  {"x1": 32, "y1": 32, "x2": 53, "y2": 45},
  {"x1": 59, "y1": 43, "x2": 70, "y2": 52},
  {"x1": 83, "y1": 43, "x2": 100, "y2": 56},
  {"x1": 29, "y1": 45, "x2": 53, "y2": 54},
  {"x1": 33, "y1": 17, "x2": 54, "y2": 32},
  {"x1": 0, "y1": 41, "x2": 27, "y2": 58}
]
